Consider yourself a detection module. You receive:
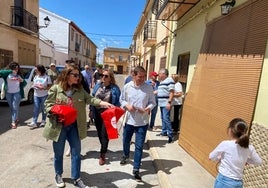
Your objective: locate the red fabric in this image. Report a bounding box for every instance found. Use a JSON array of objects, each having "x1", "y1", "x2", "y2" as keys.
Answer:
[
  {"x1": 101, "y1": 107, "x2": 125, "y2": 139},
  {"x1": 51, "y1": 104, "x2": 77, "y2": 126}
]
